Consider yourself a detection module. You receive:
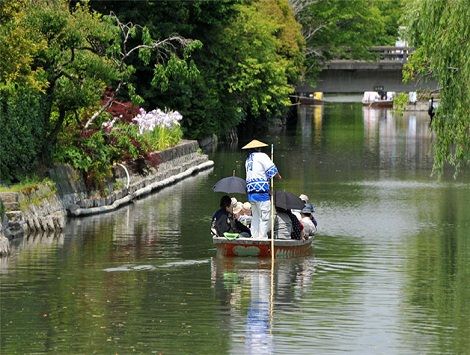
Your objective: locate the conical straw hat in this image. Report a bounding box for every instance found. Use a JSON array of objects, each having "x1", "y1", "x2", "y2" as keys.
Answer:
[{"x1": 241, "y1": 139, "x2": 268, "y2": 149}]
